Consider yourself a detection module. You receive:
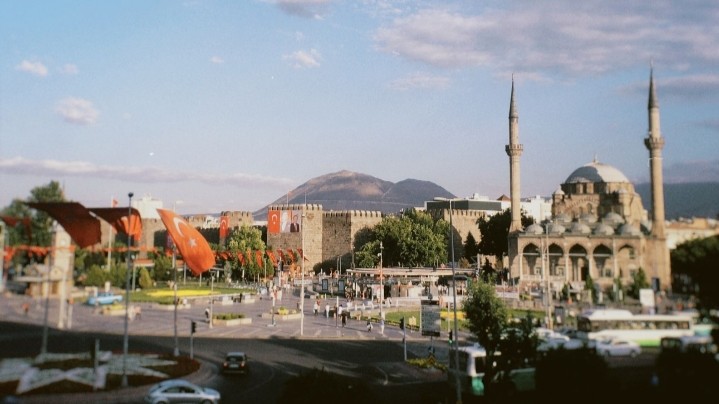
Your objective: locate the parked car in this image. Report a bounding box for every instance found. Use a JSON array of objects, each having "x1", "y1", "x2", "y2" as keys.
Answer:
[
  {"x1": 595, "y1": 337, "x2": 641, "y2": 357},
  {"x1": 86, "y1": 292, "x2": 122, "y2": 306},
  {"x1": 144, "y1": 379, "x2": 220, "y2": 404},
  {"x1": 222, "y1": 351, "x2": 249, "y2": 374}
]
